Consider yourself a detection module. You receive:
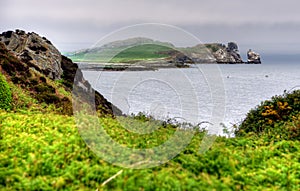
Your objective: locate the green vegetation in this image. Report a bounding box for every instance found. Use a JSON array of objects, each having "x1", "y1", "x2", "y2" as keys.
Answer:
[
  {"x1": 1, "y1": 39, "x2": 299, "y2": 189},
  {"x1": 68, "y1": 44, "x2": 173, "y2": 63},
  {"x1": 1, "y1": 89, "x2": 300, "y2": 190},
  {"x1": 0, "y1": 73, "x2": 12, "y2": 110},
  {"x1": 67, "y1": 42, "x2": 220, "y2": 64},
  {"x1": 205, "y1": 43, "x2": 223, "y2": 53},
  {"x1": 1, "y1": 109, "x2": 300, "y2": 190},
  {"x1": 236, "y1": 90, "x2": 300, "y2": 139},
  {"x1": 0, "y1": 42, "x2": 73, "y2": 115},
  {"x1": 110, "y1": 44, "x2": 173, "y2": 63}
]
